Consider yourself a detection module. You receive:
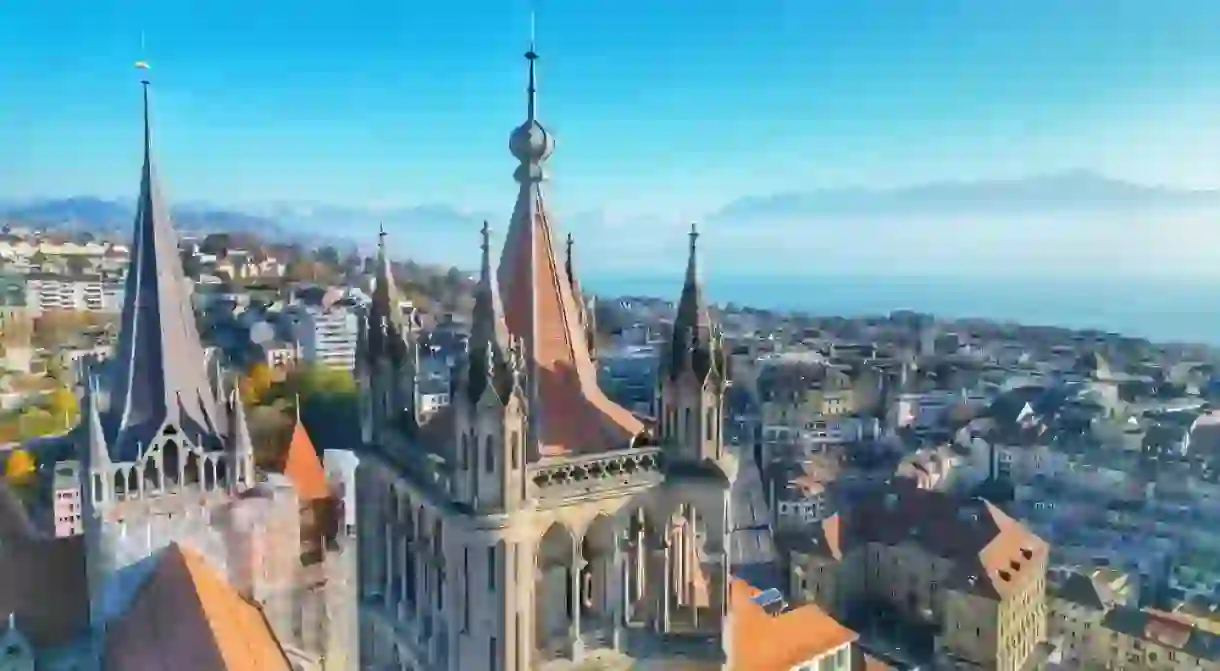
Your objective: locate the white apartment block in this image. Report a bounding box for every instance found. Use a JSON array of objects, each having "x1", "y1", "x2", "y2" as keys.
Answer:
[
  {"x1": 24, "y1": 274, "x2": 124, "y2": 313},
  {"x1": 284, "y1": 302, "x2": 359, "y2": 371}
]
